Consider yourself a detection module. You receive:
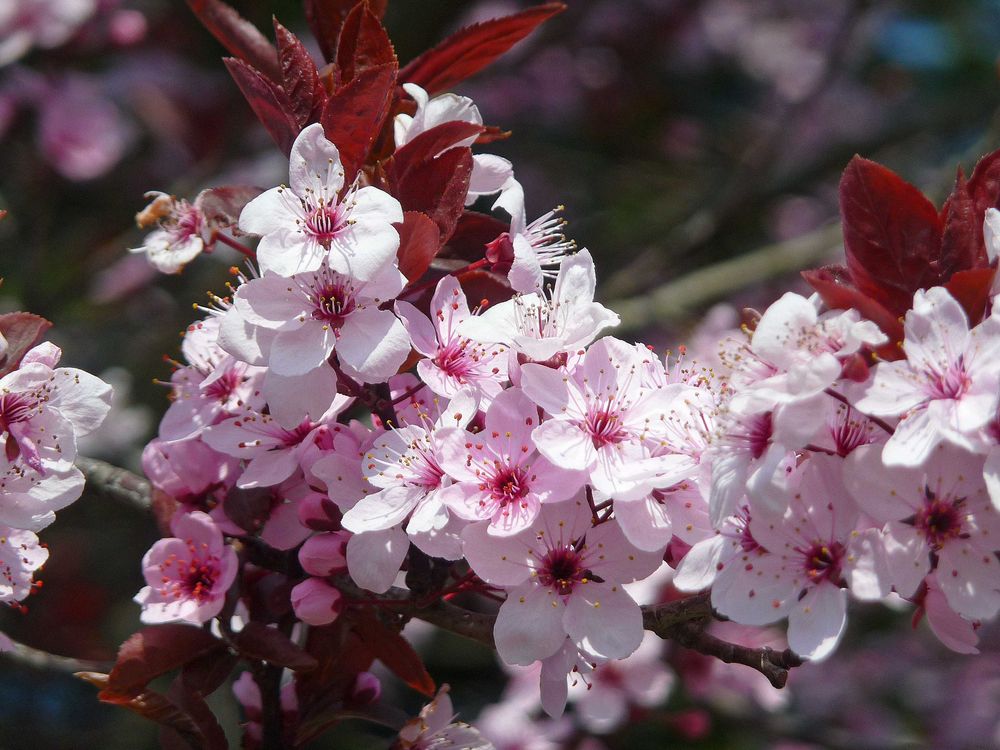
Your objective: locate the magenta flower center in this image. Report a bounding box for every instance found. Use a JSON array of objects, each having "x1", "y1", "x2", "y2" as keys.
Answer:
[
  {"x1": 746, "y1": 411, "x2": 773, "y2": 460},
  {"x1": 304, "y1": 200, "x2": 346, "y2": 243},
  {"x1": 915, "y1": 492, "x2": 964, "y2": 549},
  {"x1": 434, "y1": 340, "x2": 474, "y2": 380},
  {"x1": 800, "y1": 540, "x2": 845, "y2": 584},
  {"x1": 488, "y1": 465, "x2": 529, "y2": 507},
  {"x1": 158, "y1": 545, "x2": 221, "y2": 603},
  {"x1": 311, "y1": 282, "x2": 357, "y2": 324},
  {"x1": 537, "y1": 546, "x2": 587, "y2": 595},
  {"x1": 926, "y1": 357, "x2": 971, "y2": 400},
  {"x1": 0, "y1": 393, "x2": 34, "y2": 432},
  {"x1": 203, "y1": 368, "x2": 243, "y2": 403},
  {"x1": 585, "y1": 406, "x2": 627, "y2": 448}
]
